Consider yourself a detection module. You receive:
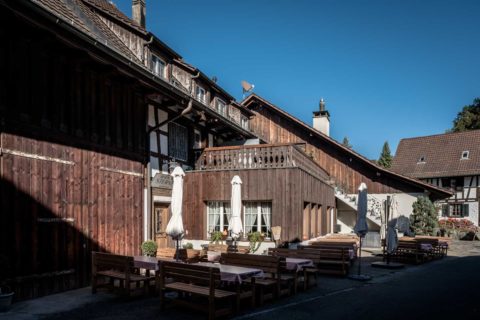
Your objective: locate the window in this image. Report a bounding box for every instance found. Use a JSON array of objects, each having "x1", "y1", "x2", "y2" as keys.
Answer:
[
  {"x1": 244, "y1": 202, "x2": 272, "y2": 238},
  {"x1": 418, "y1": 156, "x2": 426, "y2": 163},
  {"x1": 442, "y1": 203, "x2": 469, "y2": 217},
  {"x1": 193, "y1": 129, "x2": 202, "y2": 149},
  {"x1": 195, "y1": 85, "x2": 206, "y2": 103},
  {"x1": 207, "y1": 202, "x2": 231, "y2": 234},
  {"x1": 168, "y1": 122, "x2": 188, "y2": 161},
  {"x1": 240, "y1": 115, "x2": 249, "y2": 130},
  {"x1": 215, "y1": 99, "x2": 227, "y2": 117},
  {"x1": 151, "y1": 55, "x2": 166, "y2": 78},
  {"x1": 461, "y1": 151, "x2": 469, "y2": 160}
]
